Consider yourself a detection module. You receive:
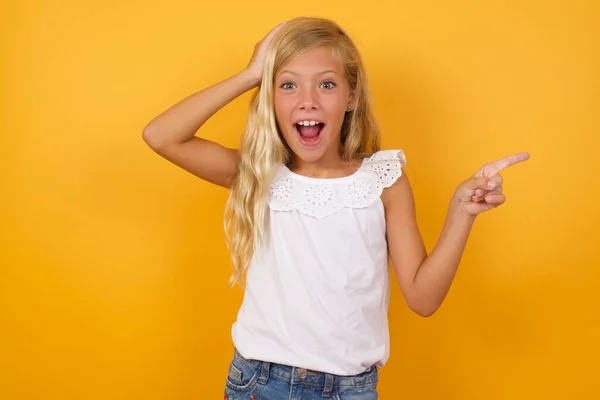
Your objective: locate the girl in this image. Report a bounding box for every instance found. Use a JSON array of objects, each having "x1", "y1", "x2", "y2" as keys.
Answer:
[{"x1": 142, "y1": 17, "x2": 529, "y2": 400}]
